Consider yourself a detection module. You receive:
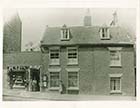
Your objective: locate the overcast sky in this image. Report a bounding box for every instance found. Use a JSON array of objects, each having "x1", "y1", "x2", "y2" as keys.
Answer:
[{"x1": 4, "y1": 8, "x2": 136, "y2": 51}]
